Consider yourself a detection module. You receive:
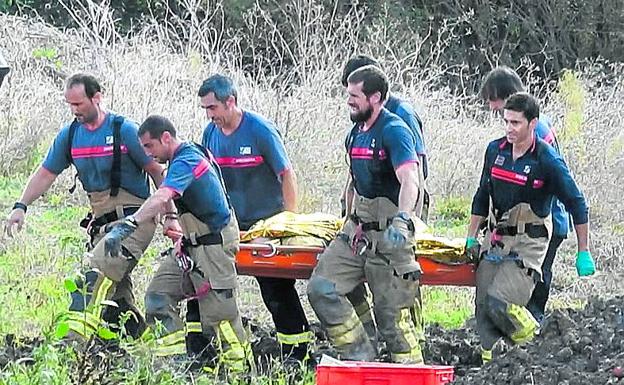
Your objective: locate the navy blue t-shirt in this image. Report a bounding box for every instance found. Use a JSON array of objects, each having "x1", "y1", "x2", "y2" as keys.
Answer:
[
  {"x1": 347, "y1": 108, "x2": 418, "y2": 206},
  {"x1": 471, "y1": 135, "x2": 588, "y2": 226},
  {"x1": 202, "y1": 110, "x2": 290, "y2": 230},
  {"x1": 385, "y1": 95, "x2": 427, "y2": 179},
  {"x1": 43, "y1": 113, "x2": 151, "y2": 198},
  {"x1": 162, "y1": 142, "x2": 231, "y2": 232}
]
